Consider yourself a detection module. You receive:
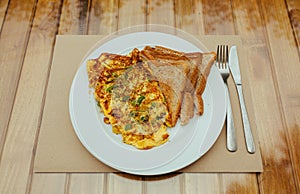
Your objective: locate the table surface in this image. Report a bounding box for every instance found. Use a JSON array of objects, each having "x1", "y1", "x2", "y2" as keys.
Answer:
[{"x1": 0, "y1": 0, "x2": 299, "y2": 193}]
